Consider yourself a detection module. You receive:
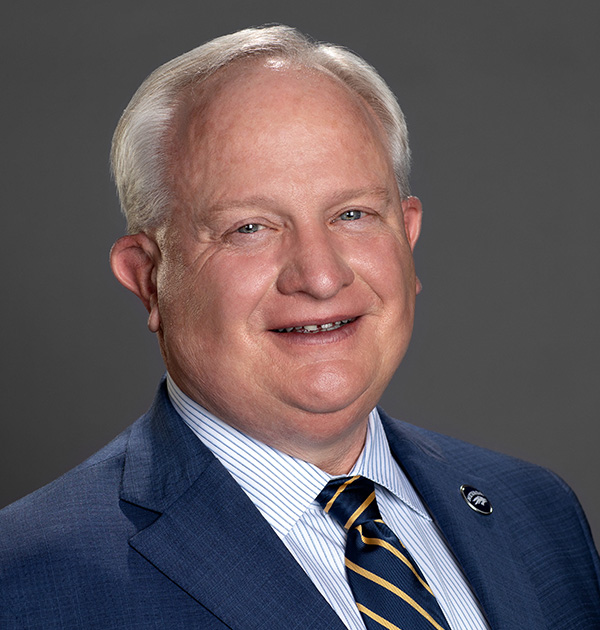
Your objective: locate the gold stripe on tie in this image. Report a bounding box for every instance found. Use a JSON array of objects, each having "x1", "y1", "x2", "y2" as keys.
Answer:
[
  {"x1": 345, "y1": 559, "x2": 447, "y2": 630},
  {"x1": 356, "y1": 525, "x2": 434, "y2": 595},
  {"x1": 344, "y1": 492, "x2": 376, "y2": 530},
  {"x1": 324, "y1": 476, "x2": 360, "y2": 513},
  {"x1": 355, "y1": 604, "x2": 403, "y2": 630}
]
